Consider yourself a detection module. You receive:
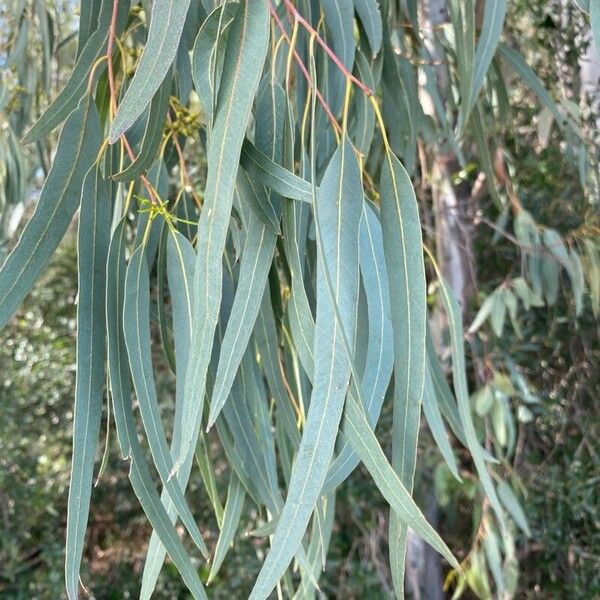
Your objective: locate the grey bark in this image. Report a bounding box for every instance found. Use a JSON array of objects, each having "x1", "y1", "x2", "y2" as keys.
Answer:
[{"x1": 404, "y1": 1, "x2": 479, "y2": 599}]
